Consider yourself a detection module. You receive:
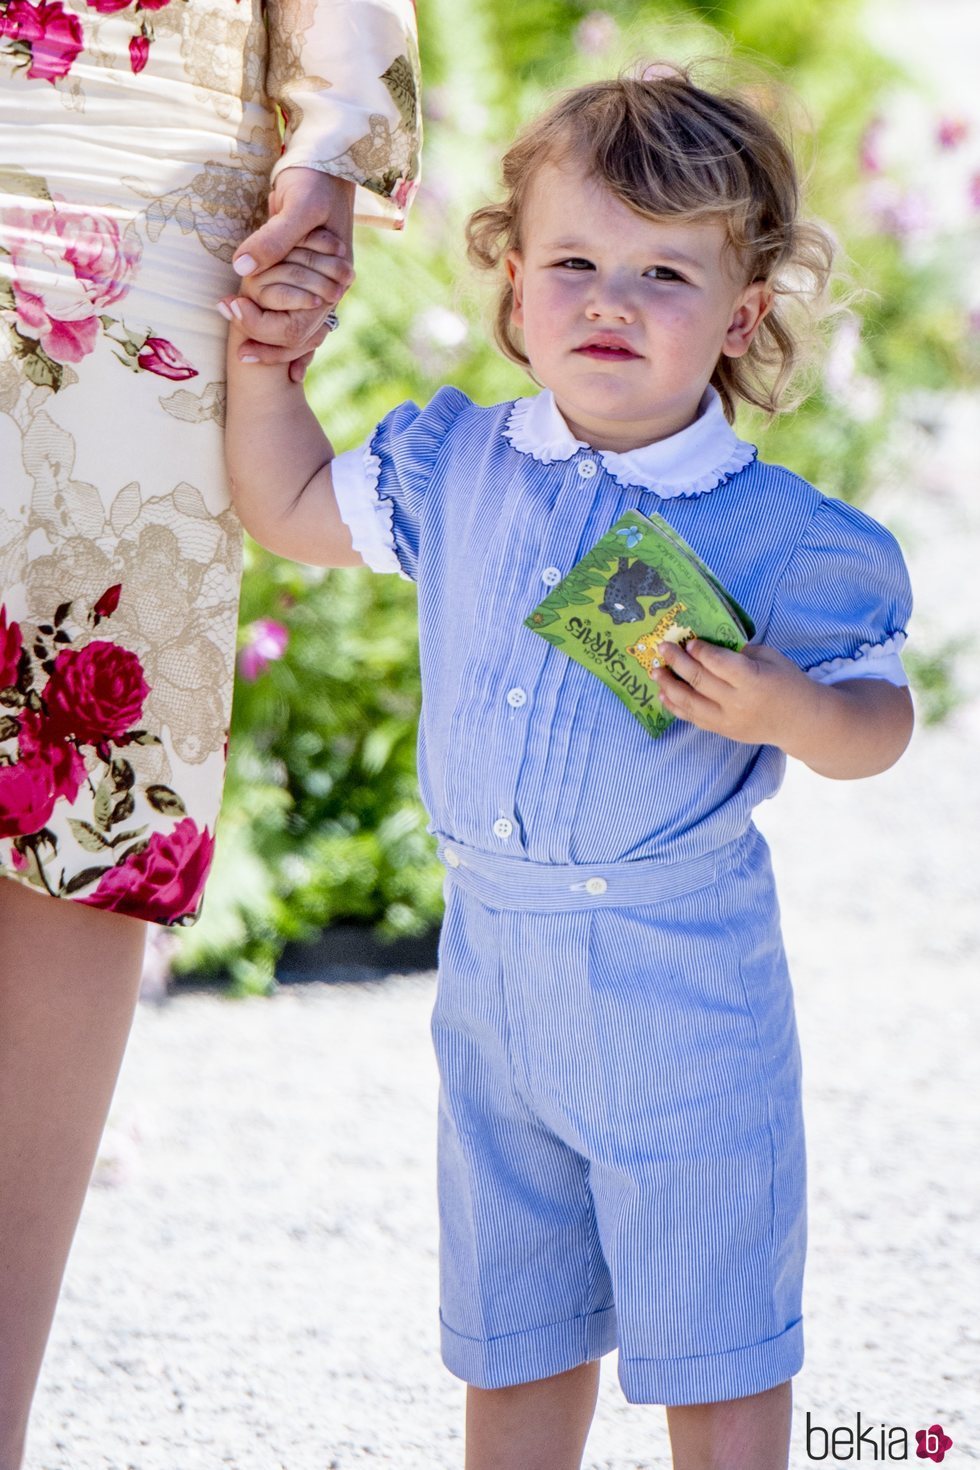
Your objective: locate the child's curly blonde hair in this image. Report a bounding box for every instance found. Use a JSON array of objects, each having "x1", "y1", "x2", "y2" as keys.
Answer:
[{"x1": 466, "y1": 64, "x2": 836, "y2": 421}]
